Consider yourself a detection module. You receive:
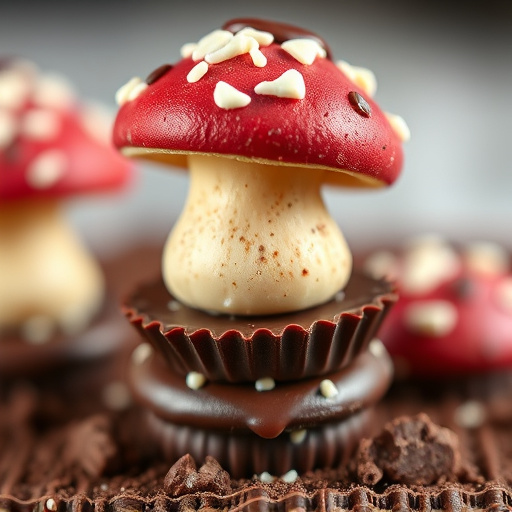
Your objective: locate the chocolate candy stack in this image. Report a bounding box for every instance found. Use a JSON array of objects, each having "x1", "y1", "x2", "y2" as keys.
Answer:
[{"x1": 126, "y1": 272, "x2": 396, "y2": 478}]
